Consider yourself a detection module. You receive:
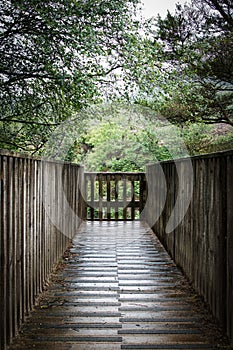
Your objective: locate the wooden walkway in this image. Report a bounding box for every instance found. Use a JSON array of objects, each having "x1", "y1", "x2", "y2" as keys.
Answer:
[{"x1": 9, "y1": 222, "x2": 227, "y2": 350}]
